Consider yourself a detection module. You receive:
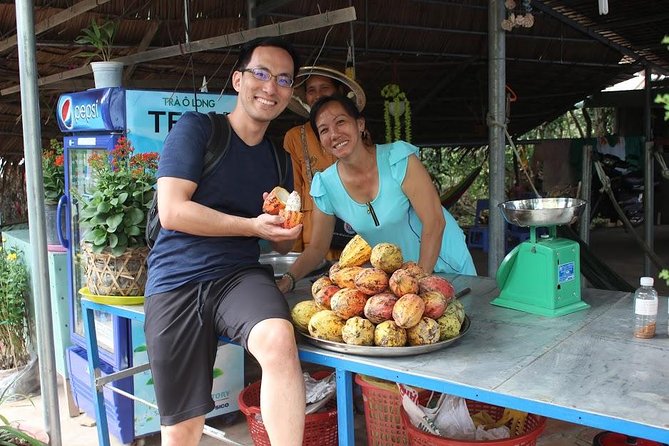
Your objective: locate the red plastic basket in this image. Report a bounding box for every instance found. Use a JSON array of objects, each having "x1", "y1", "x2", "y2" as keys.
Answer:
[
  {"x1": 356, "y1": 374, "x2": 432, "y2": 446},
  {"x1": 237, "y1": 370, "x2": 338, "y2": 446},
  {"x1": 400, "y1": 399, "x2": 546, "y2": 446}
]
